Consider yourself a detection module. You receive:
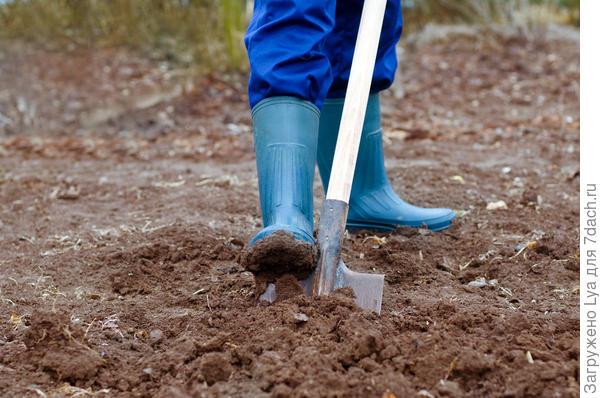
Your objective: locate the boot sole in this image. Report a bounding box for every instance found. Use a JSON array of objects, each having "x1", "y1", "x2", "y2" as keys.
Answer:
[{"x1": 347, "y1": 217, "x2": 454, "y2": 233}]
